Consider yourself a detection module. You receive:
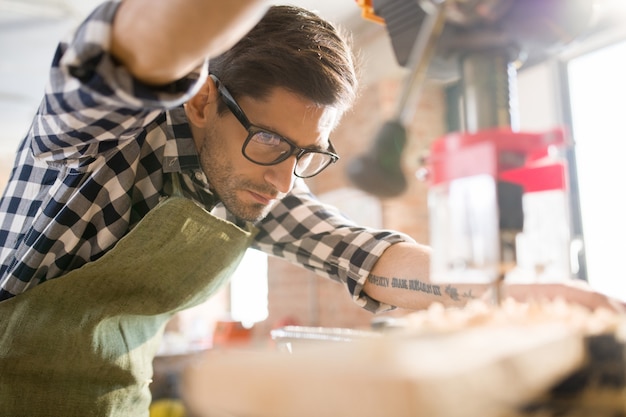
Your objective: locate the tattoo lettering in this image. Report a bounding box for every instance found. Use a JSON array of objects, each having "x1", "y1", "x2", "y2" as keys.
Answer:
[
  {"x1": 367, "y1": 274, "x2": 388, "y2": 288},
  {"x1": 367, "y1": 274, "x2": 479, "y2": 302},
  {"x1": 392, "y1": 278, "x2": 408, "y2": 289},
  {"x1": 409, "y1": 279, "x2": 442, "y2": 296},
  {"x1": 368, "y1": 274, "x2": 442, "y2": 297},
  {"x1": 368, "y1": 275, "x2": 390, "y2": 288}
]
